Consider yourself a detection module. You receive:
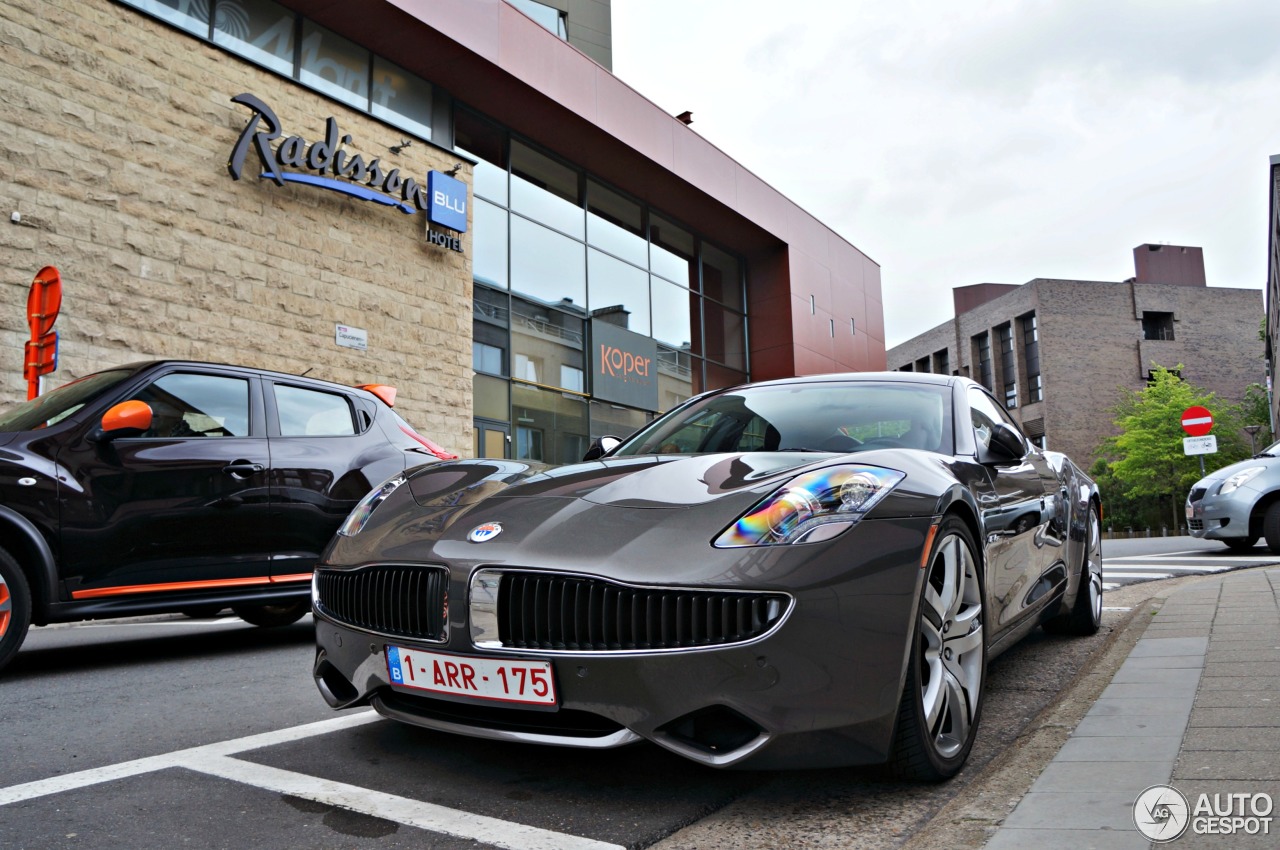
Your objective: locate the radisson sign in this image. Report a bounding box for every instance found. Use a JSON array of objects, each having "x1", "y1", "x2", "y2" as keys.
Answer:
[{"x1": 226, "y1": 93, "x2": 466, "y2": 244}]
